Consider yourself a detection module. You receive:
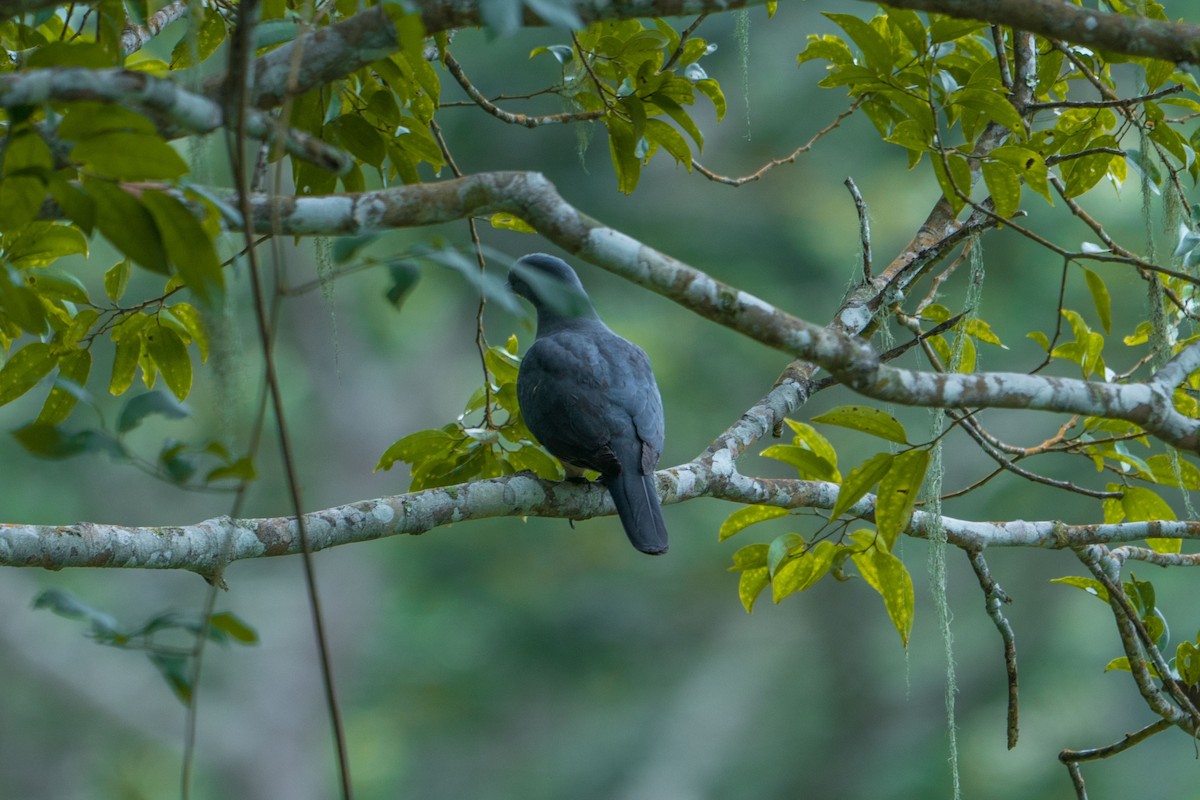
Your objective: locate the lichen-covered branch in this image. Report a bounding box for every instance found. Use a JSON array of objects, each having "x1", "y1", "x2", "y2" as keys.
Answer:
[
  {"x1": 233, "y1": 0, "x2": 1197, "y2": 115},
  {"x1": 5, "y1": 466, "x2": 1200, "y2": 571},
  {"x1": 121, "y1": 0, "x2": 190, "y2": 55},
  {"x1": 871, "y1": 0, "x2": 1200, "y2": 64},
  {"x1": 0, "y1": 68, "x2": 351, "y2": 173},
  {"x1": 228, "y1": 171, "x2": 1200, "y2": 454}
]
